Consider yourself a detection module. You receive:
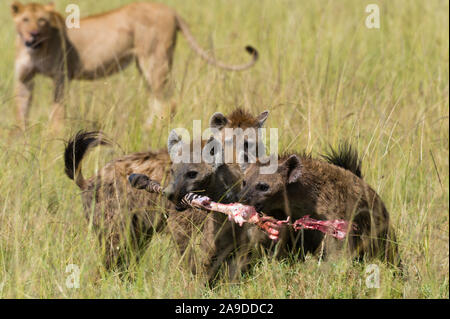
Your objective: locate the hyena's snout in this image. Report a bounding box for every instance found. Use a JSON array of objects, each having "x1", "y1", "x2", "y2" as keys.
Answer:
[
  {"x1": 163, "y1": 184, "x2": 175, "y2": 202},
  {"x1": 163, "y1": 184, "x2": 190, "y2": 211}
]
